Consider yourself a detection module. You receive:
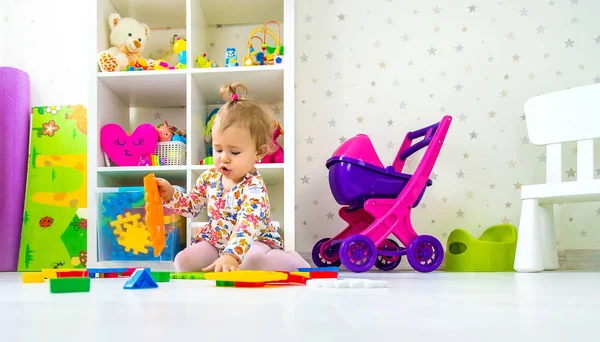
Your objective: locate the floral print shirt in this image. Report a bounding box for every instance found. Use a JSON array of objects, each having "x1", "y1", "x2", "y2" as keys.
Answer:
[{"x1": 163, "y1": 167, "x2": 284, "y2": 262}]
